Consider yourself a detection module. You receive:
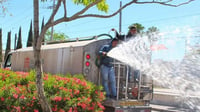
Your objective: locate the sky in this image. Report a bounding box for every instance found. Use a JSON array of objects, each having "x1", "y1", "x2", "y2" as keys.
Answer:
[{"x1": 0, "y1": 0, "x2": 200, "y2": 61}]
